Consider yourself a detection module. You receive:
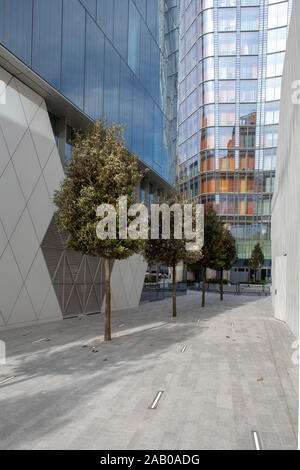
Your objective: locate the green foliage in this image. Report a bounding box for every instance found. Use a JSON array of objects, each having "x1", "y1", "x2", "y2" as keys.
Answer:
[
  {"x1": 249, "y1": 243, "x2": 265, "y2": 271},
  {"x1": 206, "y1": 279, "x2": 230, "y2": 285},
  {"x1": 142, "y1": 196, "x2": 201, "y2": 316},
  {"x1": 240, "y1": 280, "x2": 265, "y2": 285},
  {"x1": 214, "y1": 228, "x2": 238, "y2": 272},
  {"x1": 142, "y1": 197, "x2": 187, "y2": 268},
  {"x1": 144, "y1": 275, "x2": 159, "y2": 283},
  {"x1": 203, "y1": 206, "x2": 224, "y2": 269},
  {"x1": 186, "y1": 205, "x2": 223, "y2": 272},
  {"x1": 54, "y1": 120, "x2": 143, "y2": 260}
]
